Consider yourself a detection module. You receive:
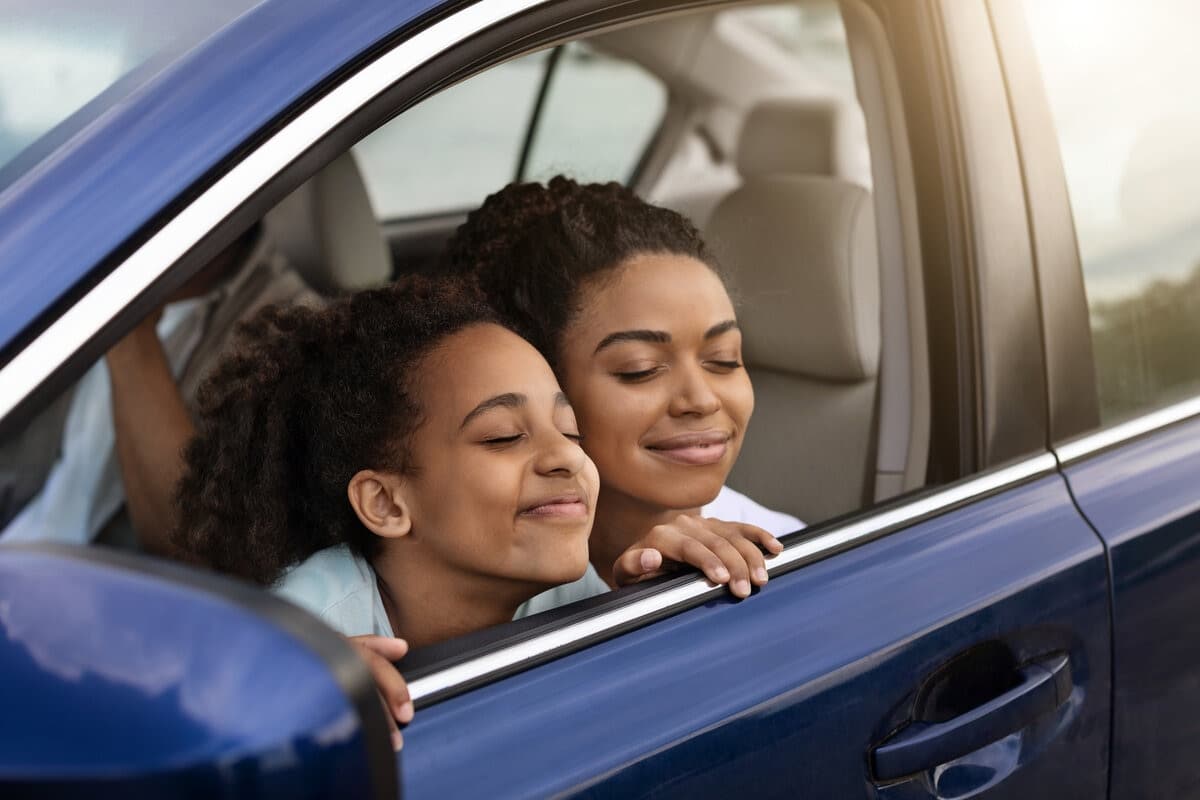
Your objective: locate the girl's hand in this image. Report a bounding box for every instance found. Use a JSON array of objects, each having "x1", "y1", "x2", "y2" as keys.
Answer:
[
  {"x1": 348, "y1": 635, "x2": 413, "y2": 751},
  {"x1": 612, "y1": 516, "x2": 784, "y2": 598}
]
